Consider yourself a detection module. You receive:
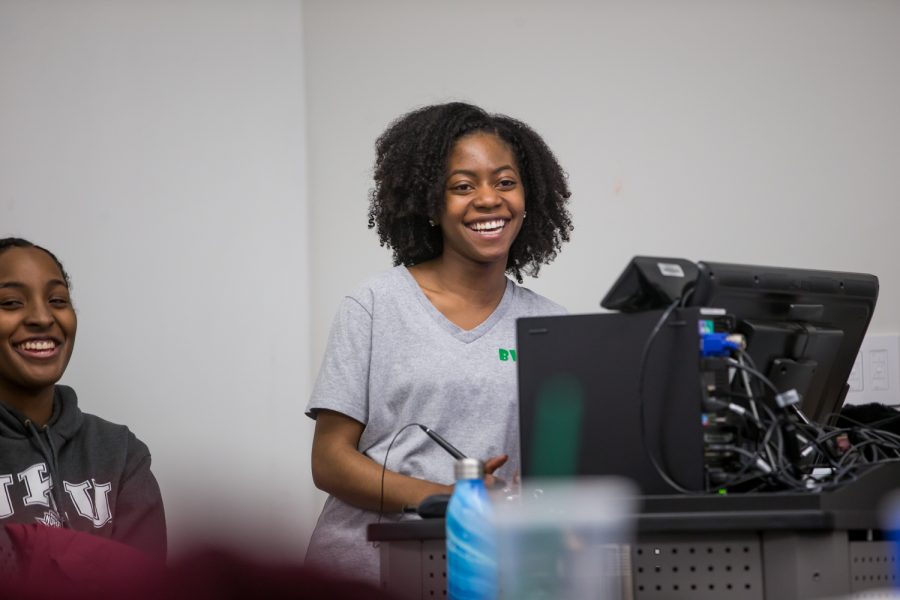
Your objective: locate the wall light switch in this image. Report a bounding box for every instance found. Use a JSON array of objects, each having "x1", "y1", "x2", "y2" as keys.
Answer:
[
  {"x1": 844, "y1": 333, "x2": 900, "y2": 406},
  {"x1": 847, "y1": 354, "x2": 864, "y2": 393}
]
